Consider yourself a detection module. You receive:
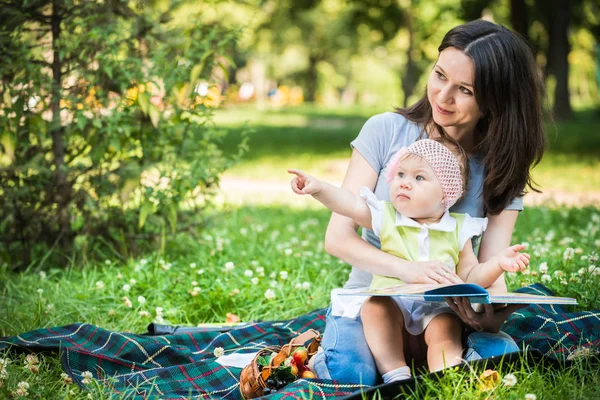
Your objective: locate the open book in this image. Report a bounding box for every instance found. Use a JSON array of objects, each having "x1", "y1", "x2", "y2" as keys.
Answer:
[{"x1": 339, "y1": 283, "x2": 578, "y2": 305}]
